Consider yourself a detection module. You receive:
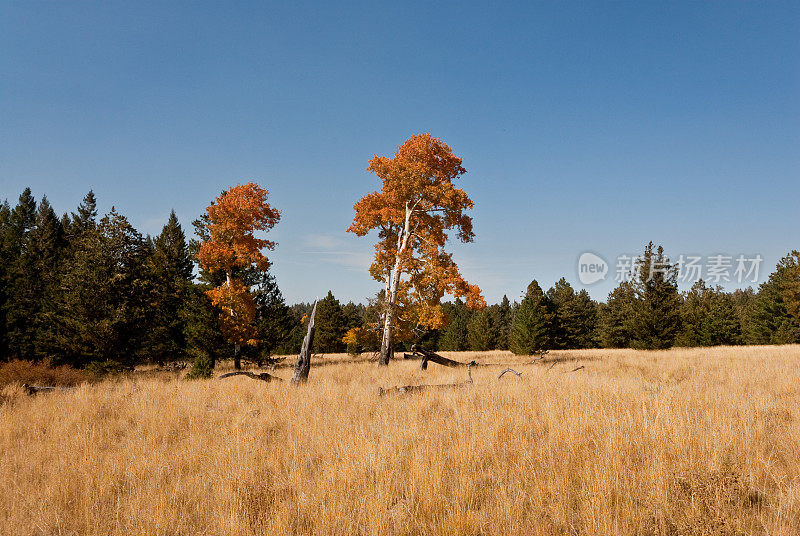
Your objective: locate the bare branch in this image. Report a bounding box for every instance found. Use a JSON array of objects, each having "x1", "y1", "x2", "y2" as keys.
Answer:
[
  {"x1": 498, "y1": 368, "x2": 522, "y2": 379},
  {"x1": 528, "y1": 350, "x2": 549, "y2": 364}
]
